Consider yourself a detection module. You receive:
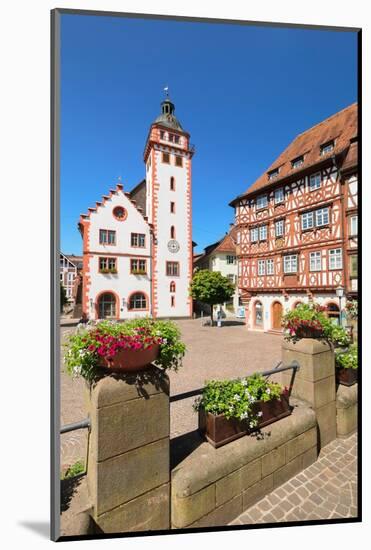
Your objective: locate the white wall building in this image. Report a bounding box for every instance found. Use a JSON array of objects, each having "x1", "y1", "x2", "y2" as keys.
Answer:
[
  {"x1": 194, "y1": 229, "x2": 240, "y2": 317},
  {"x1": 79, "y1": 95, "x2": 194, "y2": 320}
]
